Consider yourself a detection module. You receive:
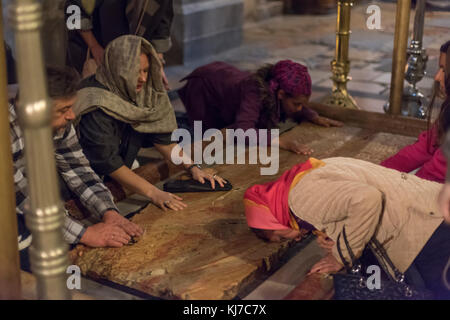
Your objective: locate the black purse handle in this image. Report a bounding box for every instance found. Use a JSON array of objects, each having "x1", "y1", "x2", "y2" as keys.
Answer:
[
  {"x1": 342, "y1": 226, "x2": 357, "y2": 262},
  {"x1": 338, "y1": 226, "x2": 406, "y2": 284},
  {"x1": 336, "y1": 226, "x2": 363, "y2": 274},
  {"x1": 368, "y1": 238, "x2": 405, "y2": 283},
  {"x1": 336, "y1": 223, "x2": 415, "y2": 297},
  {"x1": 336, "y1": 232, "x2": 351, "y2": 270}
]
